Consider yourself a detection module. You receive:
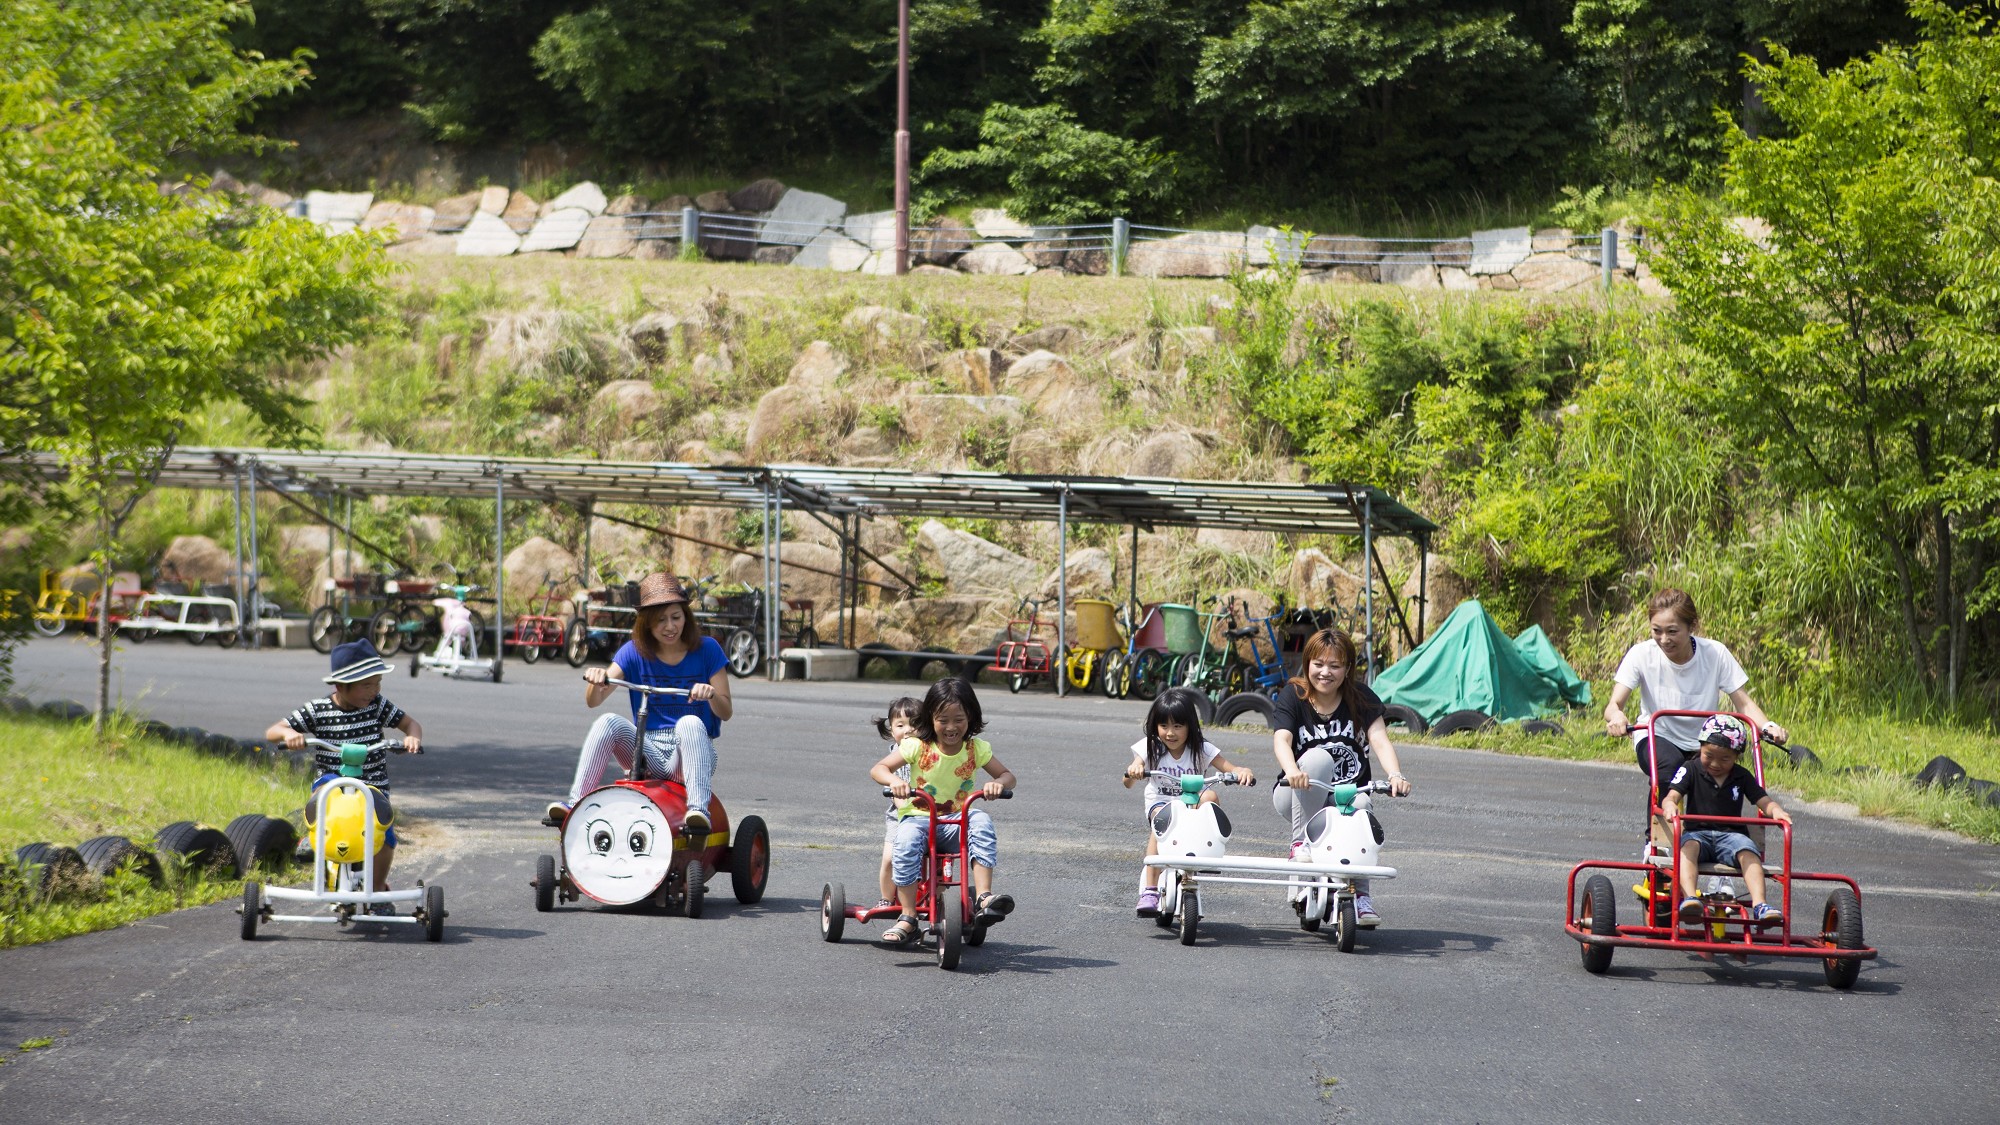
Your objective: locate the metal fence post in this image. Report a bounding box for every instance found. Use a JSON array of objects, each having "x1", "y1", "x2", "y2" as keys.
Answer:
[
  {"x1": 1601, "y1": 227, "x2": 1618, "y2": 290},
  {"x1": 1111, "y1": 217, "x2": 1129, "y2": 278},
  {"x1": 681, "y1": 206, "x2": 699, "y2": 251}
]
